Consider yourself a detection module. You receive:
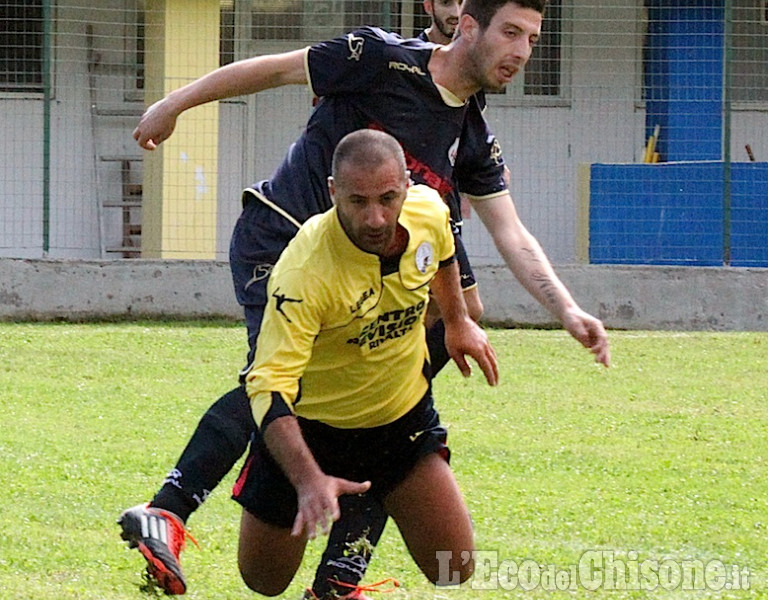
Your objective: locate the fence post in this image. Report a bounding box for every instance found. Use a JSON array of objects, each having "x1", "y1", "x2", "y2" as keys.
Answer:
[
  {"x1": 42, "y1": 0, "x2": 53, "y2": 255},
  {"x1": 723, "y1": 0, "x2": 733, "y2": 266}
]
